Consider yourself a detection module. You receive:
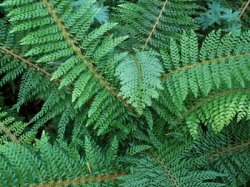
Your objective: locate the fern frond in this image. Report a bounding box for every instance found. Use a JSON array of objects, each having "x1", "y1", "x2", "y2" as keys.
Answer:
[
  {"x1": 0, "y1": 46, "x2": 53, "y2": 79},
  {"x1": 180, "y1": 89, "x2": 250, "y2": 136},
  {"x1": 120, "y1": 138, "x2": 224, "y2": 187},
  {"x1": 0, "y1": 0, "x2": 142, "y2": 138},
  {"x1": 154, "y1": 30, "x2": 250, "y2": 117},
  {"x1": 1, "y1": 1, "x2": 250, "y2": 186},
  {"x1": 118, "y1": 0, "x2": 198, "y2": 50},
  {"x1": 0, "y1": 134, "x2": 124, "y2": 186},
  {"x1": 115, "y1": 51, "x2": 163, "y2": 113},
  {"x1": 184, "y1": 121, "x2": 250, "y2": 186}
]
